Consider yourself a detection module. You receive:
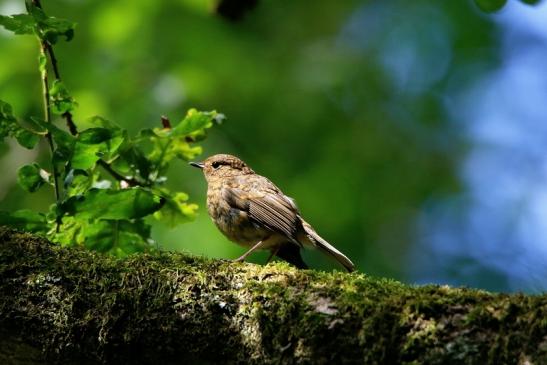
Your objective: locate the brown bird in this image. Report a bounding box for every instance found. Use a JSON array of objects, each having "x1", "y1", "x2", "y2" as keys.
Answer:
[{"x1": 190, "y1": 154, "x2": 355, "y2": 272}]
